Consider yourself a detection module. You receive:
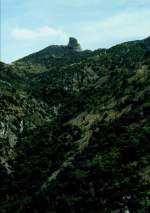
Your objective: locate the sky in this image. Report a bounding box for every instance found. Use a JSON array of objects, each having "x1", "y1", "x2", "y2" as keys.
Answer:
[{"x1": 1, "y1": 0, "x2": 150, "y2": 63}]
